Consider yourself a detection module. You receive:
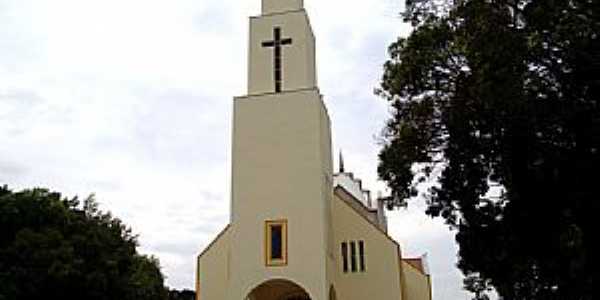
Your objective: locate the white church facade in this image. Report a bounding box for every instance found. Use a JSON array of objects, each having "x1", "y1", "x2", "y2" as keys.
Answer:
[{"x1": 196, "y1": 1, "x2": 432, "y2": 299}]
